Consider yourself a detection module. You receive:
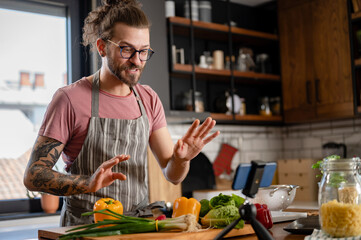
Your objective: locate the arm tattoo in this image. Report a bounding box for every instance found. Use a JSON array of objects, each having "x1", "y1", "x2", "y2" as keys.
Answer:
[{"x1": 27, "y1": 137, "x2": 90, "y2": 196}]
